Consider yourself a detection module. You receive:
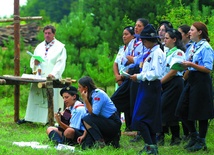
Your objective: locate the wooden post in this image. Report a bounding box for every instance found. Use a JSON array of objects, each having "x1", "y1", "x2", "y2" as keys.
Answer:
[
  {"x1": 0, "y1": 0, "x2": 42, "y2": 122},
  {"x1": 14, "y1": 0, "x2": 20, "y2": 122},
  {"x1": 46, "y1": 77, "x2": 54, "y2": 126}
]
